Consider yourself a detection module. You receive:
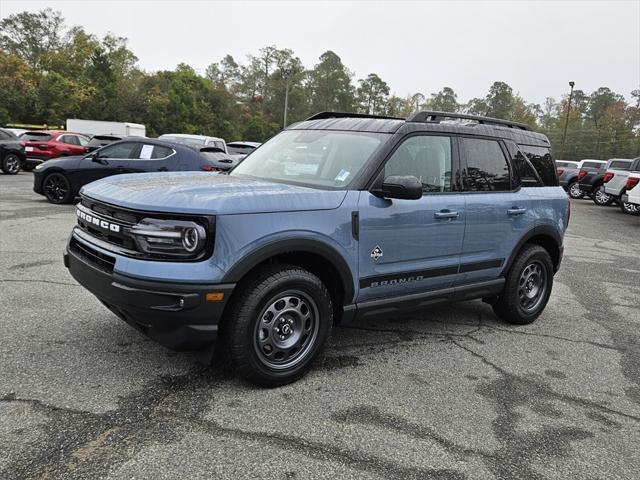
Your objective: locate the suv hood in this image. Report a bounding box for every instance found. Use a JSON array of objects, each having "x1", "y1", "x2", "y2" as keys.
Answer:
[{"x1": 80, "y1": 172, "x2": 348, "y2": 215}]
